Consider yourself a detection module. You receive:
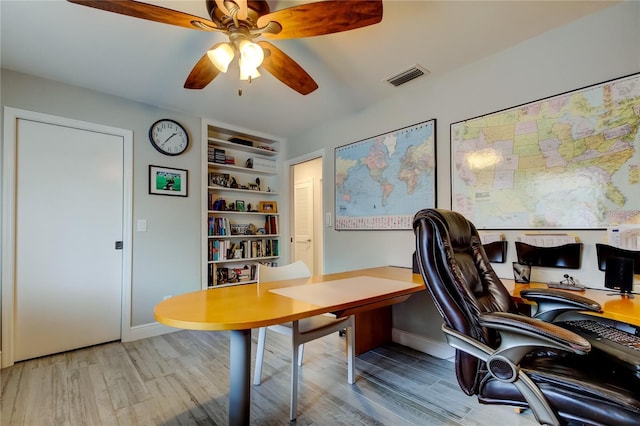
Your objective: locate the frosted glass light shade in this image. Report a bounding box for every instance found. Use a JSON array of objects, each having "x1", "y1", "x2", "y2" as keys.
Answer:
[
  {"x1": 239, "y1": 40, "x2": 264, "y2": 69},
  {"x1": 239, "y1": 58, "x2": 261, "y2": 81},
  {"x1": 207, "y1": 43, "x2": 234, "y2": 73}
]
